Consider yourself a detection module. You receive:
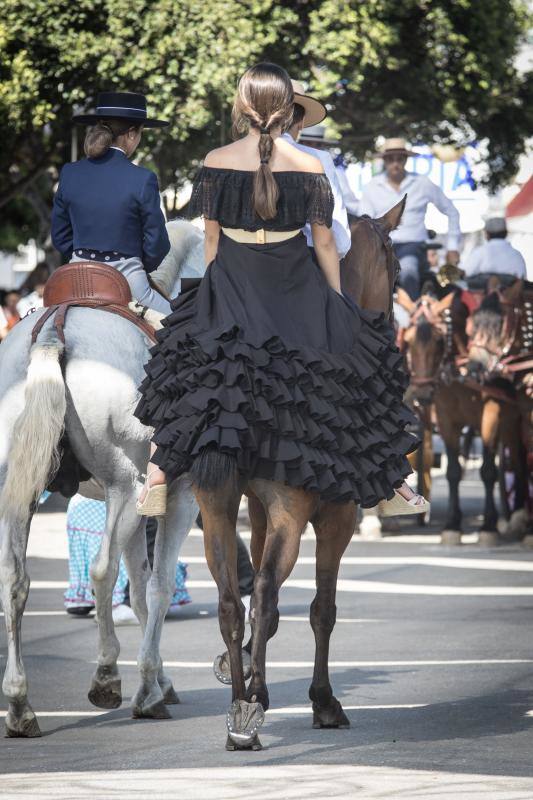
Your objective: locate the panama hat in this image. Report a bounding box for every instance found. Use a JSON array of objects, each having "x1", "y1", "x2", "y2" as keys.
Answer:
[
  {"x1": 291, "y1": 80, "x2": 327, "y2": 128},
  {"x1": 372, "y1": 137, "x2": 416, "y2": 159},
  {"x1": 72, "y1": 91, "x2": 169, "y2": 128}
]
